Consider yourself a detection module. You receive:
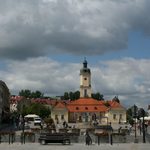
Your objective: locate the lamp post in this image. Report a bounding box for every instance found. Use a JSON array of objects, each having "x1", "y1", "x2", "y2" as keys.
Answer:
[
  {"x1": 21, "y1": 115, "x2": 25, "y2": 144},
  {"x1": 132, "y1": 105, "x2": 138, "y2": 140},
  {"x1": 139, "y1": 108, "x2": 146, "y2": 143}
]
